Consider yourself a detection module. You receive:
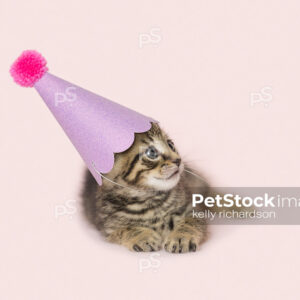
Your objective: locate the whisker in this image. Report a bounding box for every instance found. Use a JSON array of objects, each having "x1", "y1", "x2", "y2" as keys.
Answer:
[
  {"x1": 183, "y1": 160, "x2": 205, "y2": 164},
  {"x1": 91, "y1": 163, "x2": 207, "y2": 192},
  {"x1": 92, "y1": 162, "x2": 138, "y2": 191},
  {"x1": 184, "y1": 169, "x2": 207, "y2": 182},
  {"x1": 181, "y1": 155, "x2": 206, "y2": 162}
]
